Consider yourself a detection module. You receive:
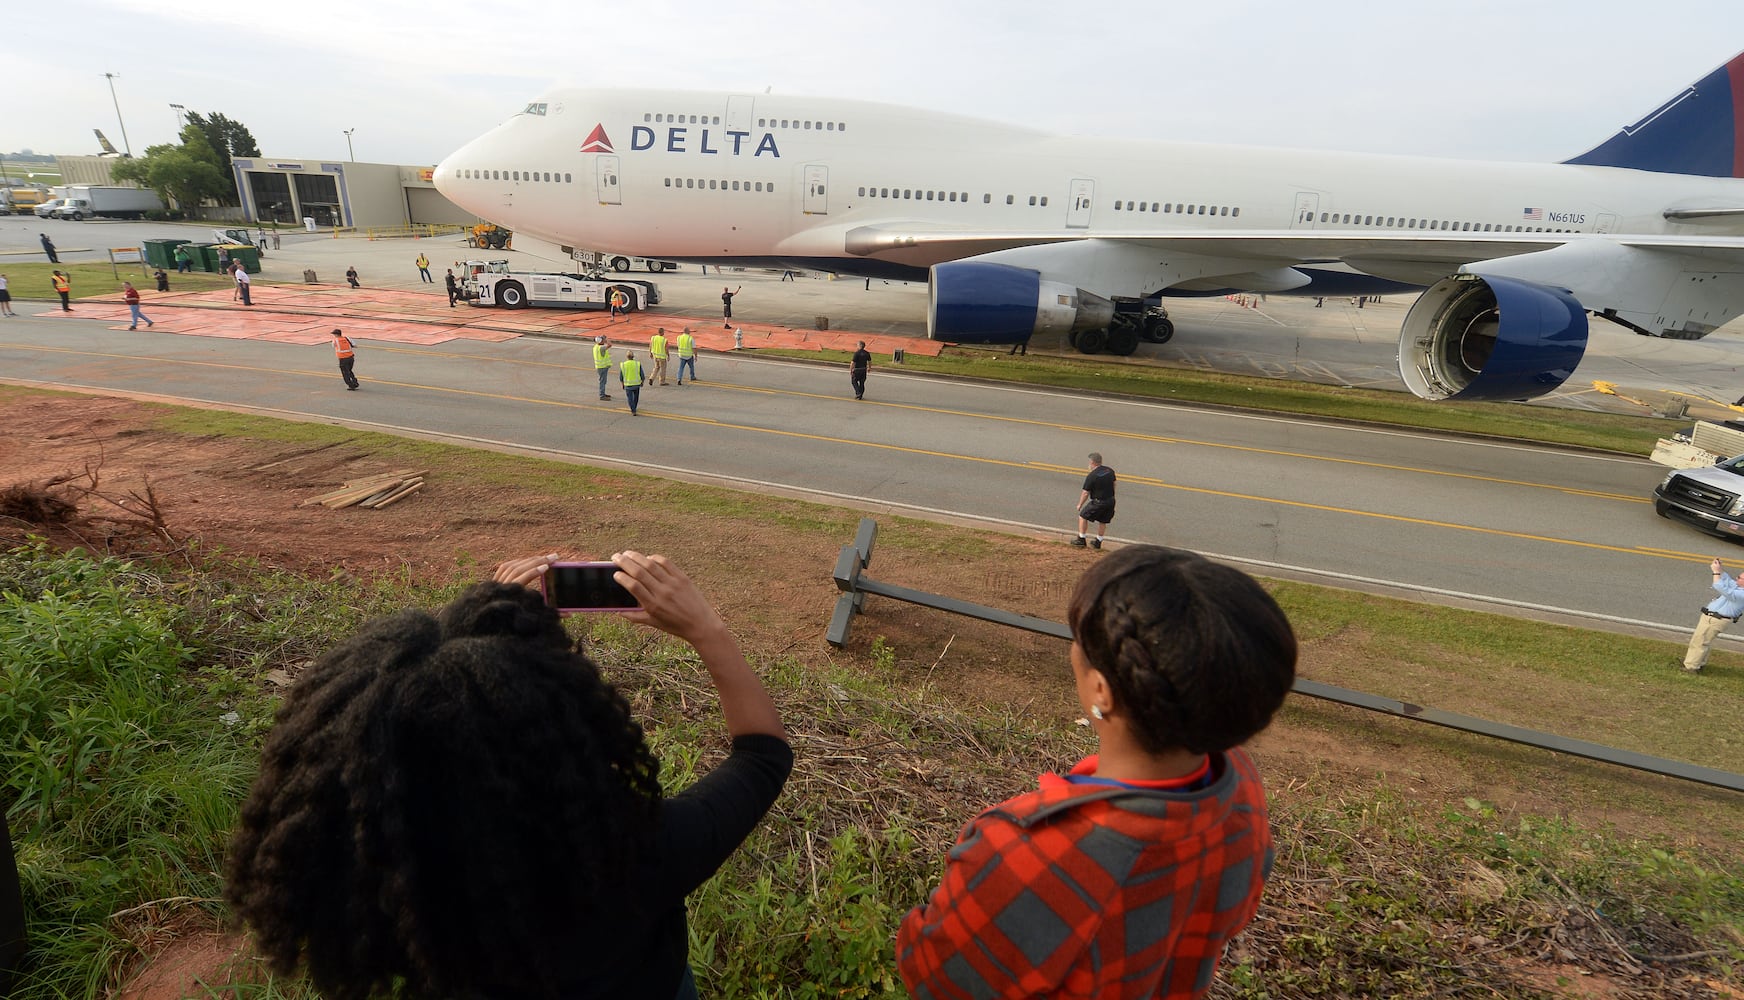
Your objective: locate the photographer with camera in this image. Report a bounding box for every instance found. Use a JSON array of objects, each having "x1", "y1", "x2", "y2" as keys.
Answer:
[{"x1": 225, "y1": 550, "x2": 790, "y2": 1000}]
